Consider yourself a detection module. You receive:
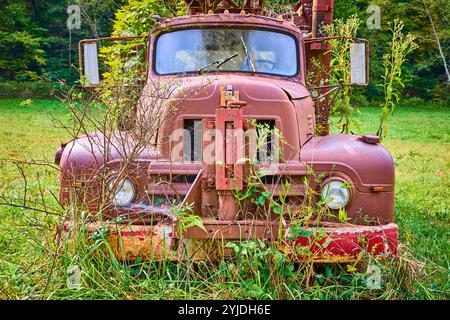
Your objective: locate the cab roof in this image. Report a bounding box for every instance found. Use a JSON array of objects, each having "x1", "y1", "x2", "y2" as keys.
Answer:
[{"x1": 152, "y1": 13, "x2": 302, "y2": 36}]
